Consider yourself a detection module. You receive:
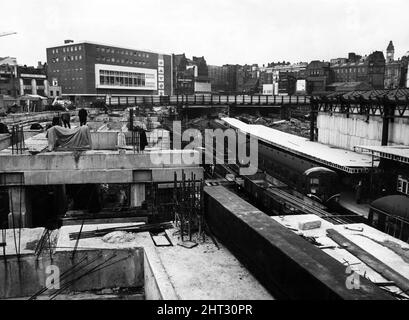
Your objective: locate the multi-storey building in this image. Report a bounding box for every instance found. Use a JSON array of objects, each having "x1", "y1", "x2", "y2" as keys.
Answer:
[
  {"x1": 306, "y1": 61, "x2": 332, "y2": 94},
  {"x1": 330, "y1": 51, "x2": 386, "y2": 89},
  {"x1": 236, "y1": 64, "x2": 260, "y2": 94},
  {"x1": 384, "y1": 41, "x2": 409, "y2": 89},
  {"x1": 208, "y1": 64, "x2": 239, "y2": 94},
  {"x1": 0, "y1": 57, "x2": 18, "y2": 97},
  {"x1": 259, "y1": 62, "x2": 307, "y2": 94},
  {"x1": 172, "y1": 54, "x2": 211, "y2": 95},
  {"x1": 0, "y1": 57, "x2": 54, "y2": 98},
  {"x1": 47, "y1": 40, "x2": 172, "y2": 102}
]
